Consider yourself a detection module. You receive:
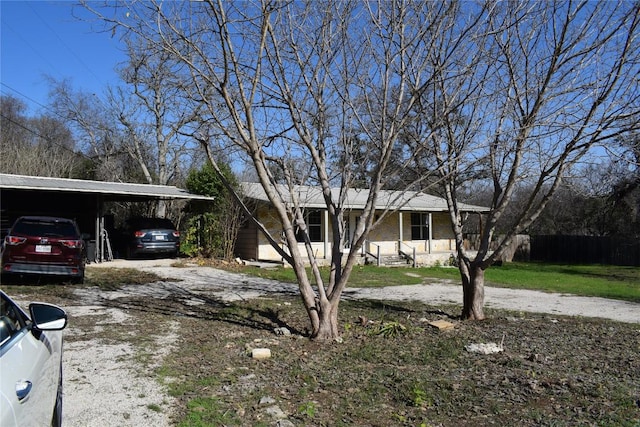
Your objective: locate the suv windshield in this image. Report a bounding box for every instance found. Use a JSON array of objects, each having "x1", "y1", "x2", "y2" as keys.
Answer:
[{"x1": 12, "y1": 219, "x2": 79, "y2": 238}]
